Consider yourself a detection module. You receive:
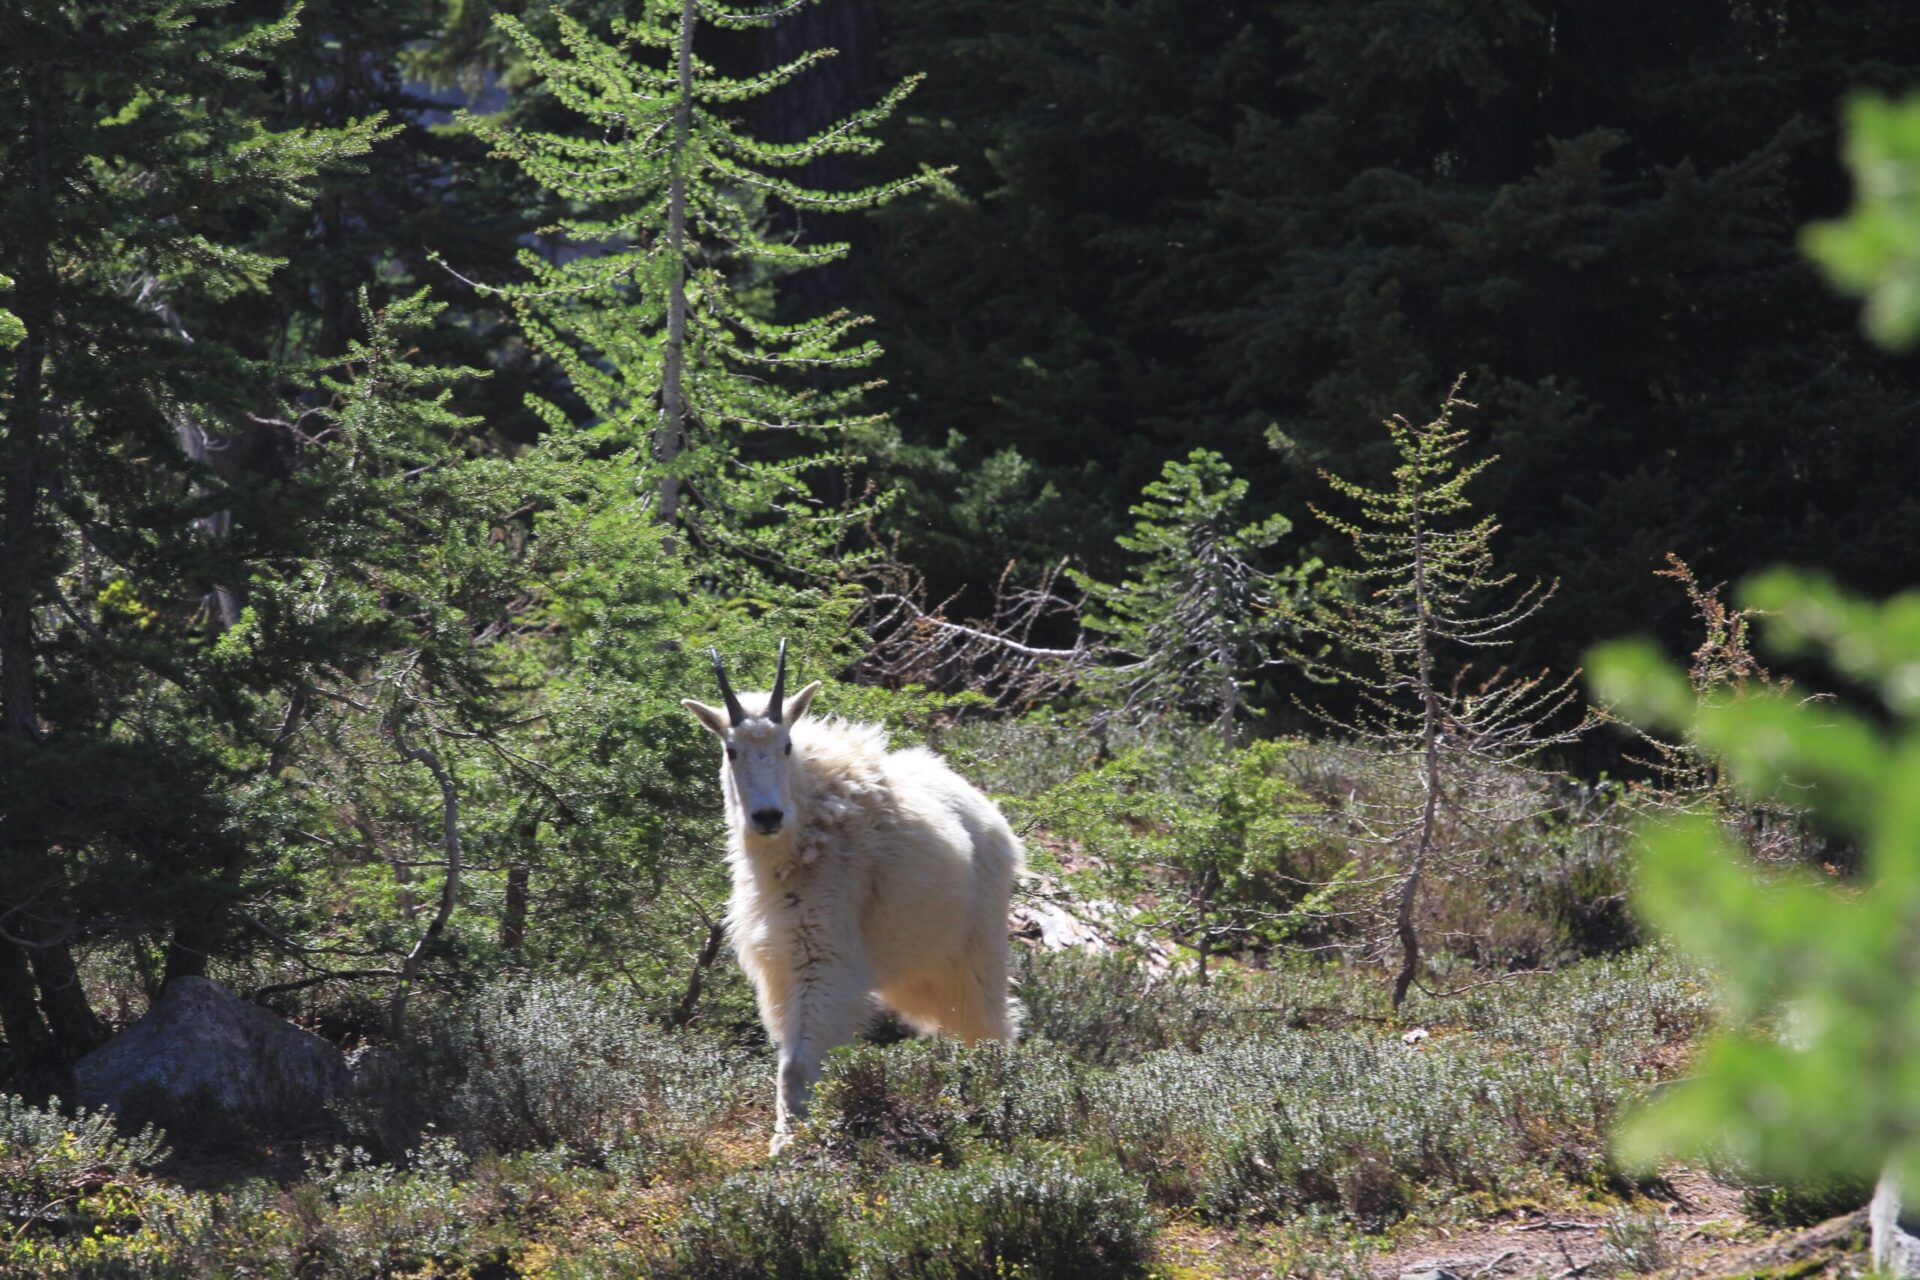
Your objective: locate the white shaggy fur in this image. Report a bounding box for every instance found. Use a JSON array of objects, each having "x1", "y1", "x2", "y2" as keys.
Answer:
[{"x1": 684, "y1": 680, "x2": 1022, "y2": 1152}]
